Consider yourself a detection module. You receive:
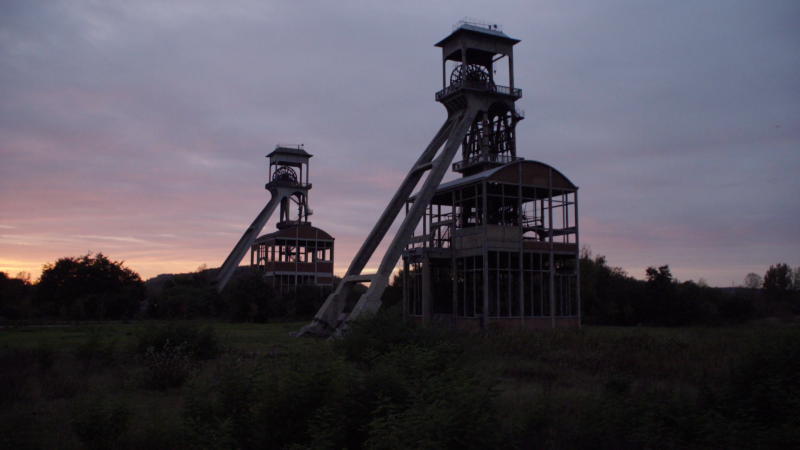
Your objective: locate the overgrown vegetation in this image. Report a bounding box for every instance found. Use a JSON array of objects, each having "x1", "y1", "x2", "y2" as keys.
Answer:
[
  {"x1": 1, "y1": 317, "x2": 798, "y2": 449},
  {"x1": 1, "y1": 251, "x2": 799, "y2": 447}
]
